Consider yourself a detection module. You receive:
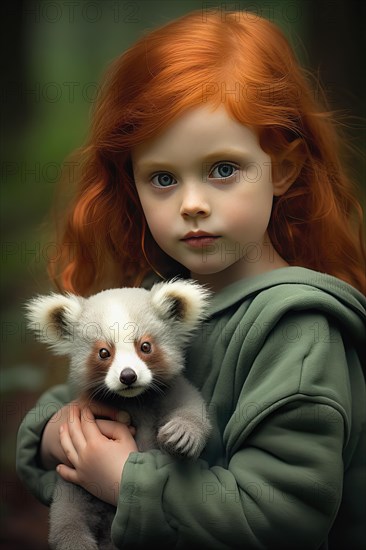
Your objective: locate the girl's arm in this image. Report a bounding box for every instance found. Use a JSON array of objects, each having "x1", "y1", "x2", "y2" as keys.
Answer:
[
  {"x1": 16, "y1": 384, "x2": 72, "y2": 505},
  {"x1": 108, "y1": 313, "x2": 362, "y2": 549},
  {"x1": 15, "y1": 384, "x2": 125, "y2": 505},
  {"x1": 113, "y1": 400, "x2": 345, "y2": 549}
]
